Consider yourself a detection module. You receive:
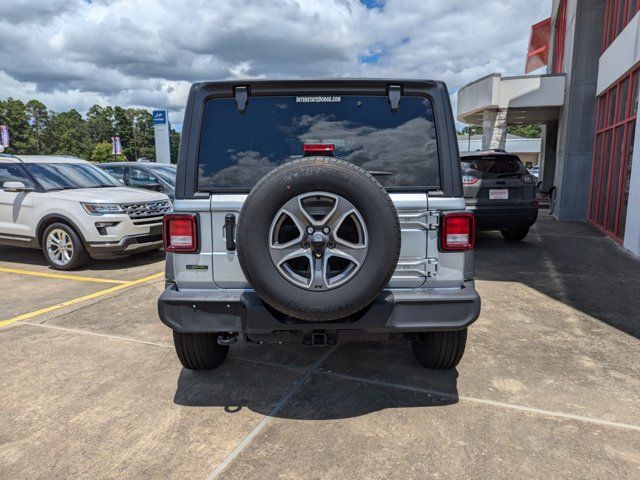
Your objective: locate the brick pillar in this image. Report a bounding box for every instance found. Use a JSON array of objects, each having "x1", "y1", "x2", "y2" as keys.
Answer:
[{"x1": 482, "y1": 108, "x2": 508, "y2": 150}]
